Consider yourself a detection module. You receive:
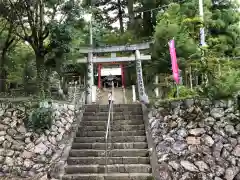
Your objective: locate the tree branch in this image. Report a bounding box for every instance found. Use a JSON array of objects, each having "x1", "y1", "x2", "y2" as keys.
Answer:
[
  {"x1": 0, "y1": 20, "x2": 8, "y2": 36},
  {"x1": 4, "y1": 24, "x2": 16, "y2": 51},
  {"x1": 42, "y1": 30, "x2": 49, "y2": 40},
  {"x1": 50, "y1": 5, "x2": 57, "y2": 23},
  {"x1": 23, "y1": 0, "x2": 38, "y2": 46},
  {"x1": 8, "y1": 0, "x2": 28, "y2": 38},
  {"x1": 34, "y1": 1, "x2": 39, "y2": 33},
  {"x1": 39, "y1": 0, "x2": 44, "y2": 43}
]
